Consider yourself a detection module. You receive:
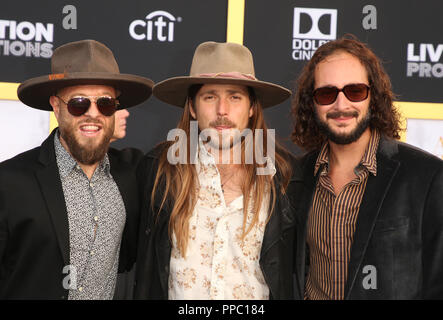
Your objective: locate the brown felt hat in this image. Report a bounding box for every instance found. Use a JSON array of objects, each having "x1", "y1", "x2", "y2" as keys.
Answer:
[
  {"x1": 153, "y1": 41, "x2": 291, "y2": 108},
  {"x1": 17, "y1": 39, "x2": 154, "y2": 111}
]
